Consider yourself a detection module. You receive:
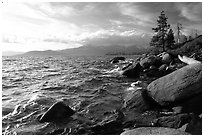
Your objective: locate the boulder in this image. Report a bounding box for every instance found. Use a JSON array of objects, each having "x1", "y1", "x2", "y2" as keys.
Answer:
[
  {"x1": 140, "y1": 56, "x2": 158, "y2": 69},
  {"x1": 39, "y1": 101, "x2": 75, "y2": 123},
  {"x1": 158, "y1": 64, "x2": 168, "y2": 71},
  {"x1": 110, "y1": 56, "x2": 125, "y2": 64},
  {"x1": 122, "y1": 63, "x2": 142, "y2": 78},
  {"x1": 123, "y1": 89, "x2": 149, "y2": 112},
  {"x1": 161, "y1": 53, "x2": 172, "y2": 64},
  {"x1": 152, "y1": 113, "x2": 193, "y2": 129},
  {"x1": 121, "y1": 127, "x2": 190, "y2": 135},
  {"x1": 147, "y1": 63, "x2": 202, "y2": 106},
  {"x1": 123, "y1": 89, "x2": 161, "y2": 112}
]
